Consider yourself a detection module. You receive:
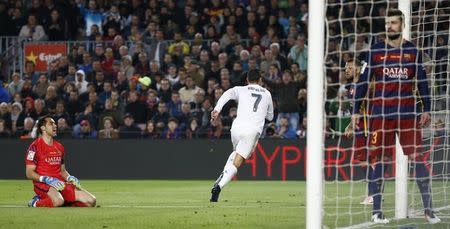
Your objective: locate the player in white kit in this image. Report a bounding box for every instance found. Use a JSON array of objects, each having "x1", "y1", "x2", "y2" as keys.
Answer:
[{"x1": 210, "y1": 69, "x2": 274, "y2": 202}]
